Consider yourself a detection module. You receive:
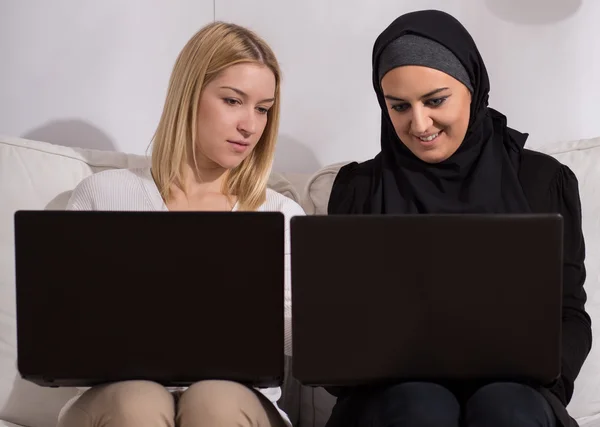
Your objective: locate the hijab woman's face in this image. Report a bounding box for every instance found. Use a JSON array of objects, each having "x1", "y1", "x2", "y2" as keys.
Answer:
[{"x1": 381, "y1": 65, "x2": 471, "y2": 164}]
